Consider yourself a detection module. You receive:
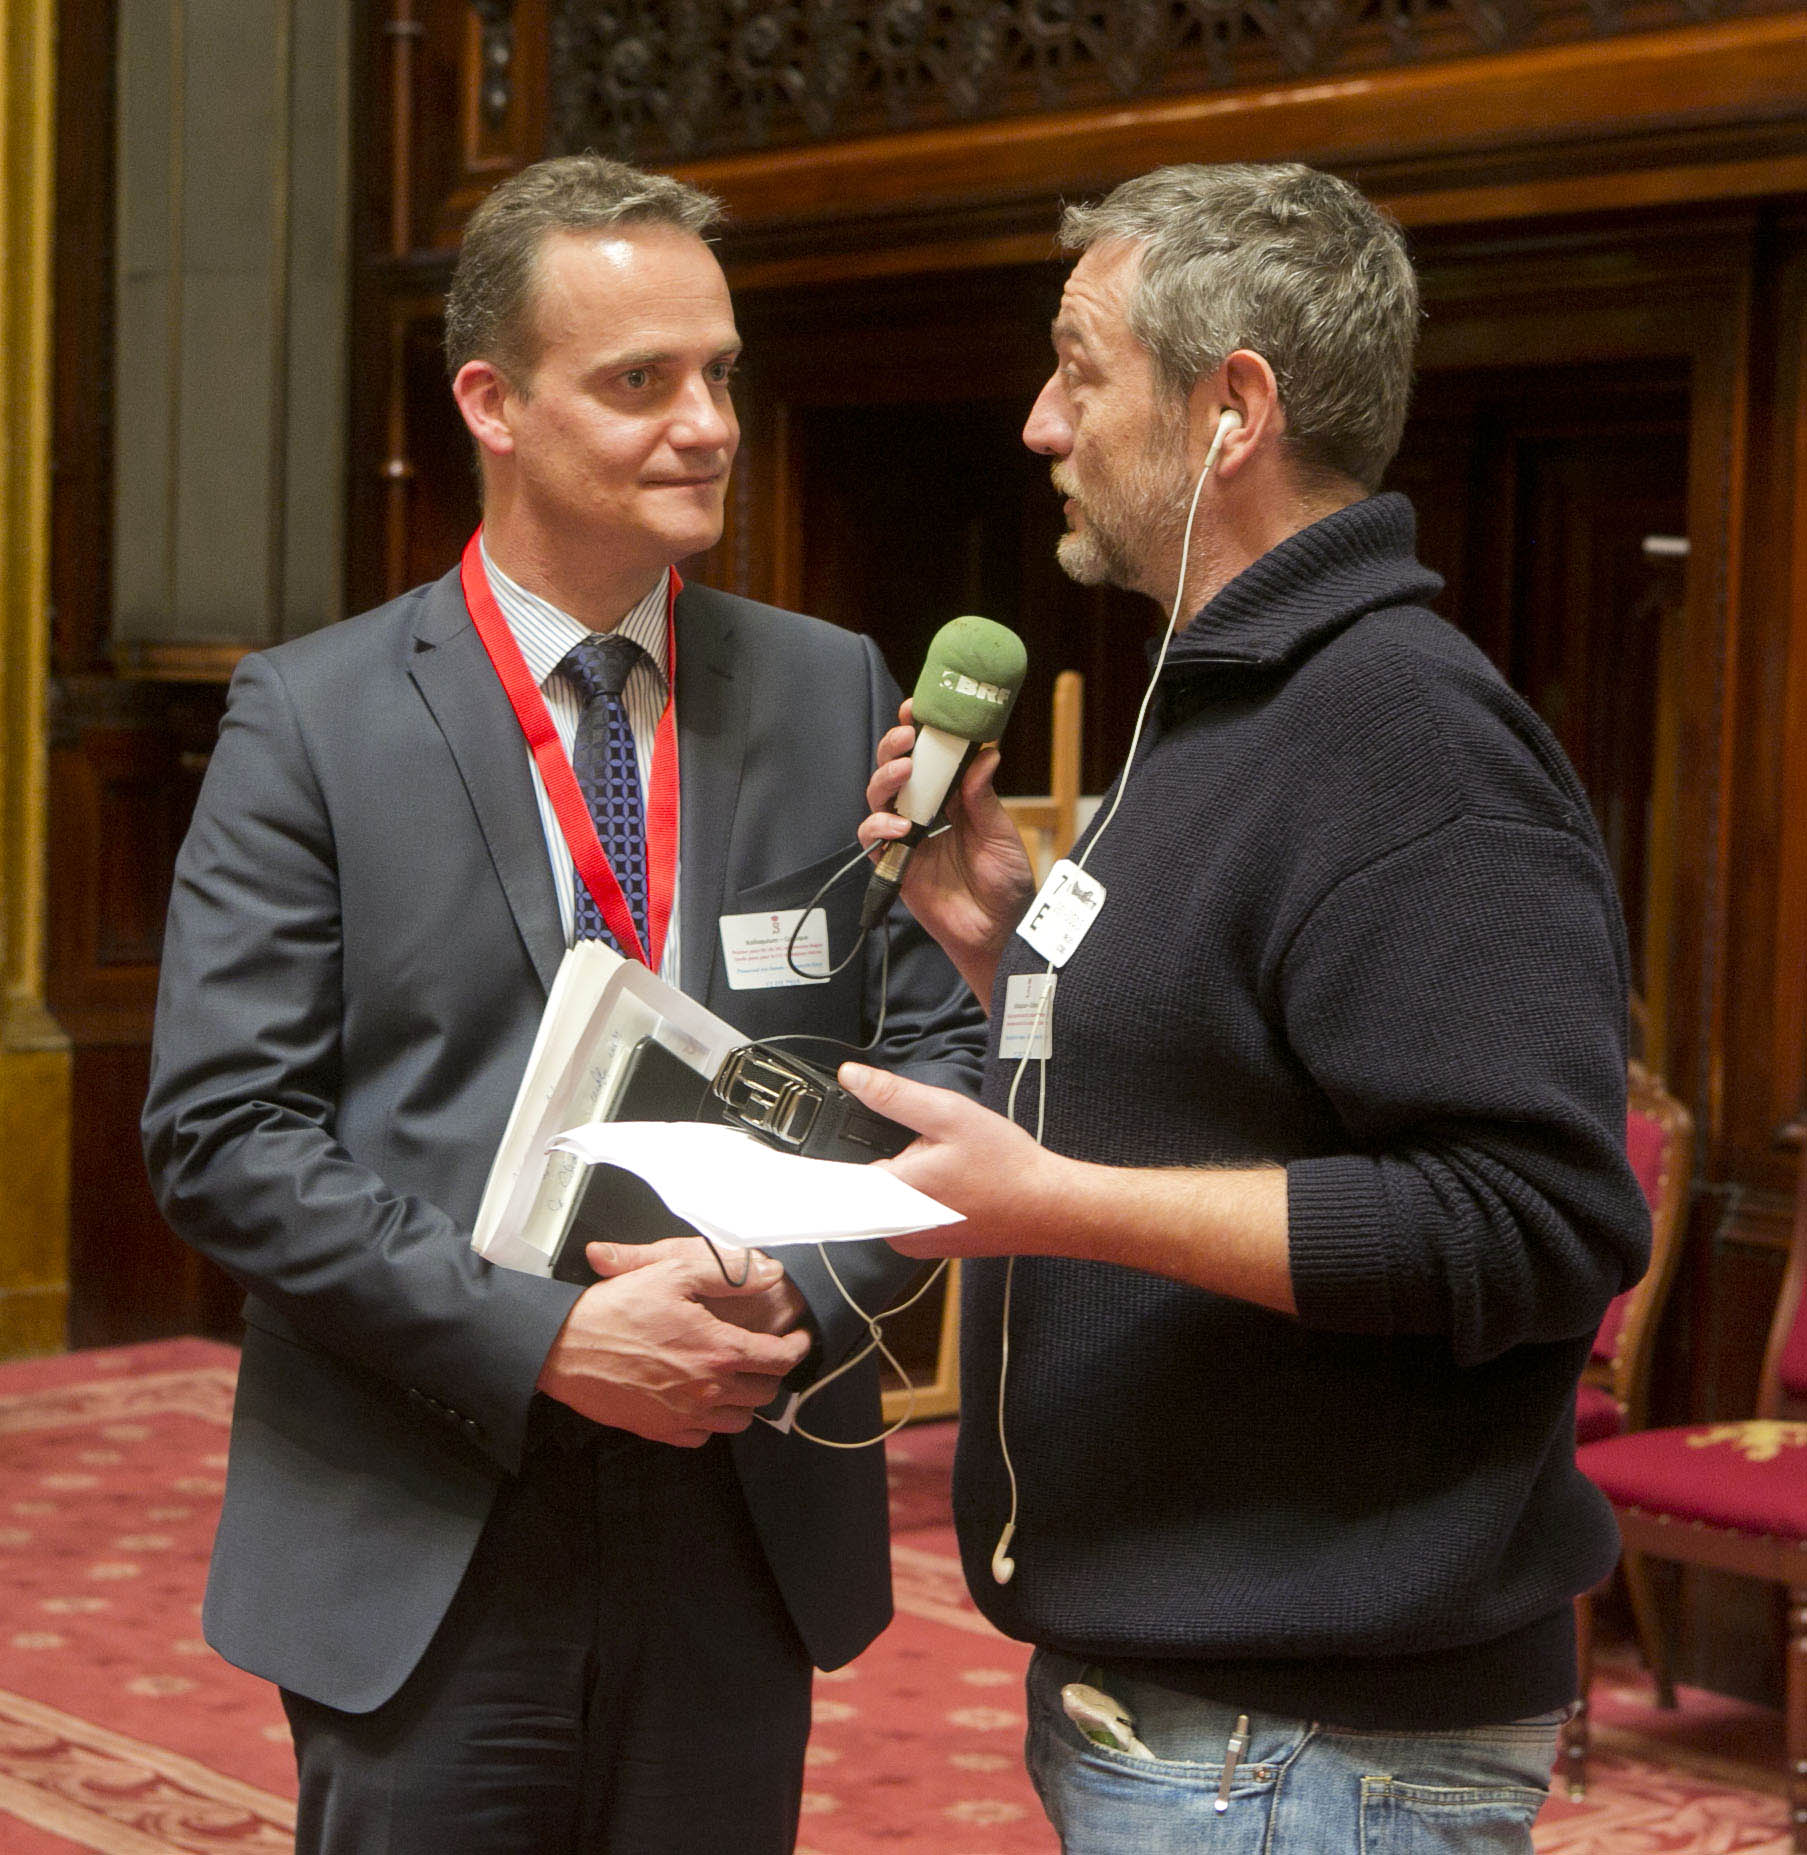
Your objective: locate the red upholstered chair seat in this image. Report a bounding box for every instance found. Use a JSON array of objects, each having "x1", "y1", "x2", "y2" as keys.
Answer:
[
  {"x1": 1579, "y1": 1420, "x2": 1807, "y2": 1539},
  {"x1": 1574, "y1": 1383, "x2": 1626, "y2": 1446}
]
